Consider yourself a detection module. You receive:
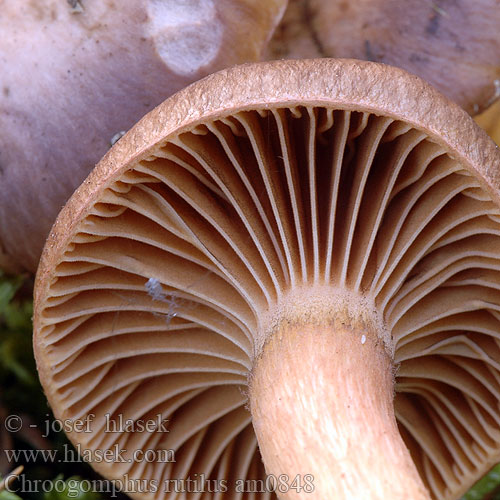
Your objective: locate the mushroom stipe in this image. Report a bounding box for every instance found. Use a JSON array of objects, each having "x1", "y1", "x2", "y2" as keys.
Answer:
[{"x1": 34, "y1": 59, "x2": 500, "y2": 499}]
